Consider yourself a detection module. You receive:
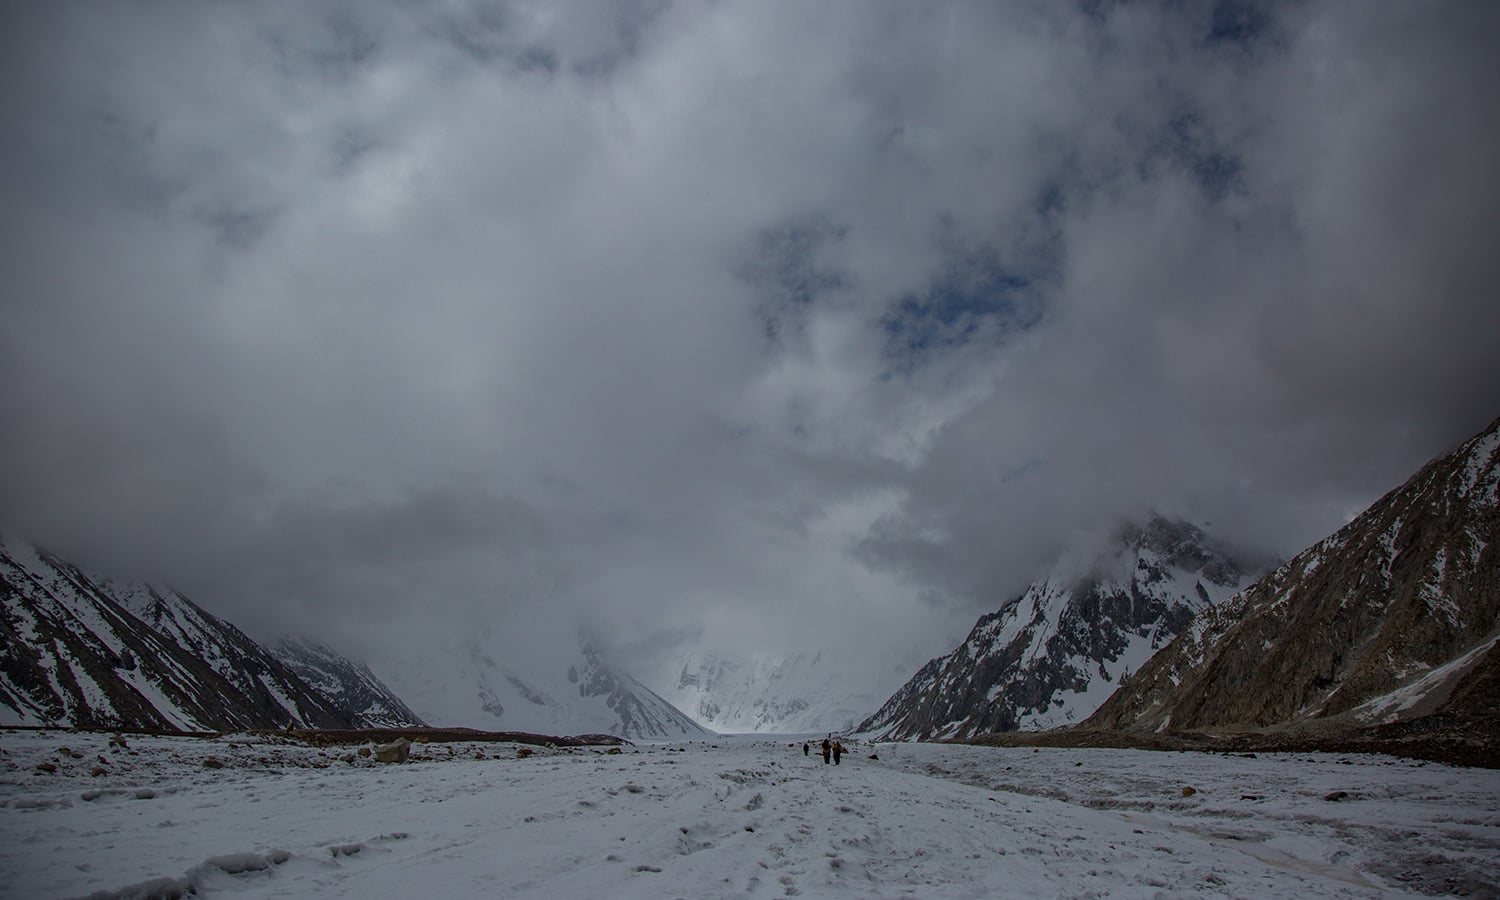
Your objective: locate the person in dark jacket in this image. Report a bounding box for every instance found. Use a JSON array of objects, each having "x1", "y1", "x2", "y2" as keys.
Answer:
[
  {"x1": 821, "y1": 736, "x2": 831, "y2": 764},
  {"x1": 802, "y1": 742, "x2": 810, "y2": 756}
]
